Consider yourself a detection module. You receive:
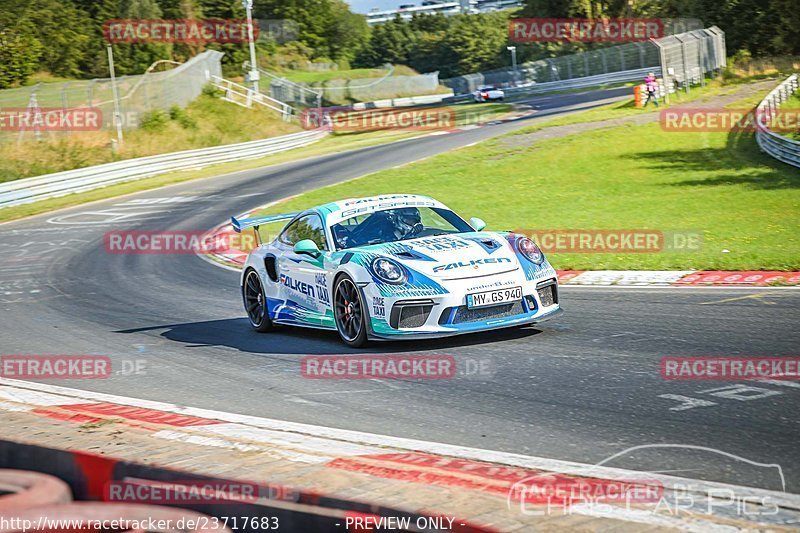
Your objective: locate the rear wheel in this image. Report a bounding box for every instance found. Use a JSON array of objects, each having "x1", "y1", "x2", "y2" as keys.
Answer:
[
  {"x1": 334, "y1": 275, "x2": 368, "y2": 347},
  {"x1": 243, "y1": 269, "x2": 274, "y2": 332}
]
